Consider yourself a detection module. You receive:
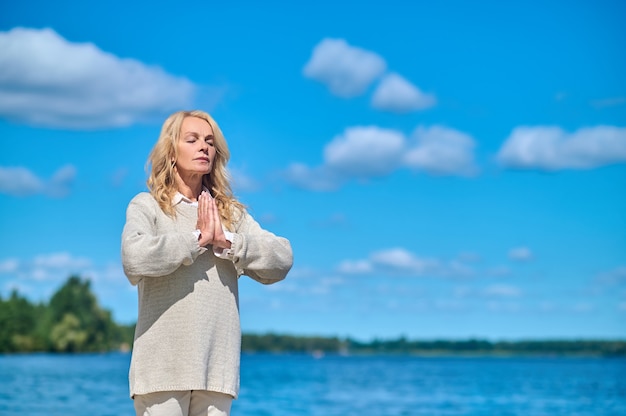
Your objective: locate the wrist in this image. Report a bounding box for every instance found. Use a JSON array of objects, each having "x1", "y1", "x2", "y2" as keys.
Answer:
[
  {"x1": 213, "y1": 239, "x2": 232, "y2": 249},
  {"x1": 195, "y1": 229, "x2": 208, "y2": 247}
]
